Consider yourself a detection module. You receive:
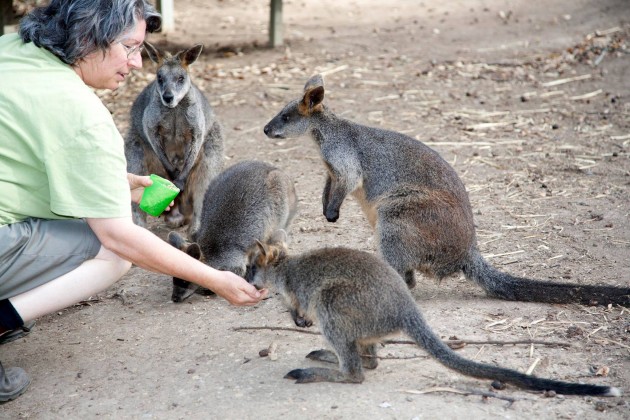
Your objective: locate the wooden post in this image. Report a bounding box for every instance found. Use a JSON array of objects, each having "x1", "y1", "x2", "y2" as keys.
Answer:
[
  {"x1": 269, "y1": 0, "x2": 283, "y2": 47},
  {"x1": 155, "y1": 0, "x2": 175, "y2": 34},
  {"x1": 0, "y1": 0, "x2": 15, "y2": 36}
]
